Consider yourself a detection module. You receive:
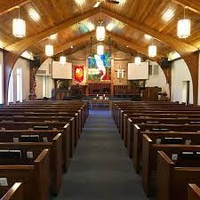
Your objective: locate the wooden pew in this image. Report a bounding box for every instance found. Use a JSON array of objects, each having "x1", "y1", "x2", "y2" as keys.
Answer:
[
  {"x1": 0, "y1": 119, "x2": 76, "y2": 160},
  {"x1": 157, "y1": 151, "x2": 200, "y2": 200},
  {"x1": 0, "y1": 128, "x2": 71, "y2": 172},
  {"x1": 132, "y1": 123, "x2": 200, "y2": 173},
  {"x1": 0, "y1": 100, "x2": 88, "y2": 142},
  {"x1": 122, "y1": 112, "x2": 200, "y2": 142},
  {"x1": 188, "y1": 184, "x2": 200, "y2": 200},
  {"x1": 1, "y1": 182, "x2": 24, "y2": 200},
  {"x1": 0, "y1": 149, "x2": 49, "y2": 200},
  {"x1": 124, "y1": 115, "x2": 200, "y2": 145},
  {"x1": 114, "y1": 102, "x2": 200, "y2": 123},
  {"x1": 0, "y1": 133, "x2": 62, "y2": 196},
  {"x1": 0, "y1": 113, "x2": 79, "y2": 146},
  {"x1": 142, "y1": 134, "x2": 200, "y2": 196}
]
